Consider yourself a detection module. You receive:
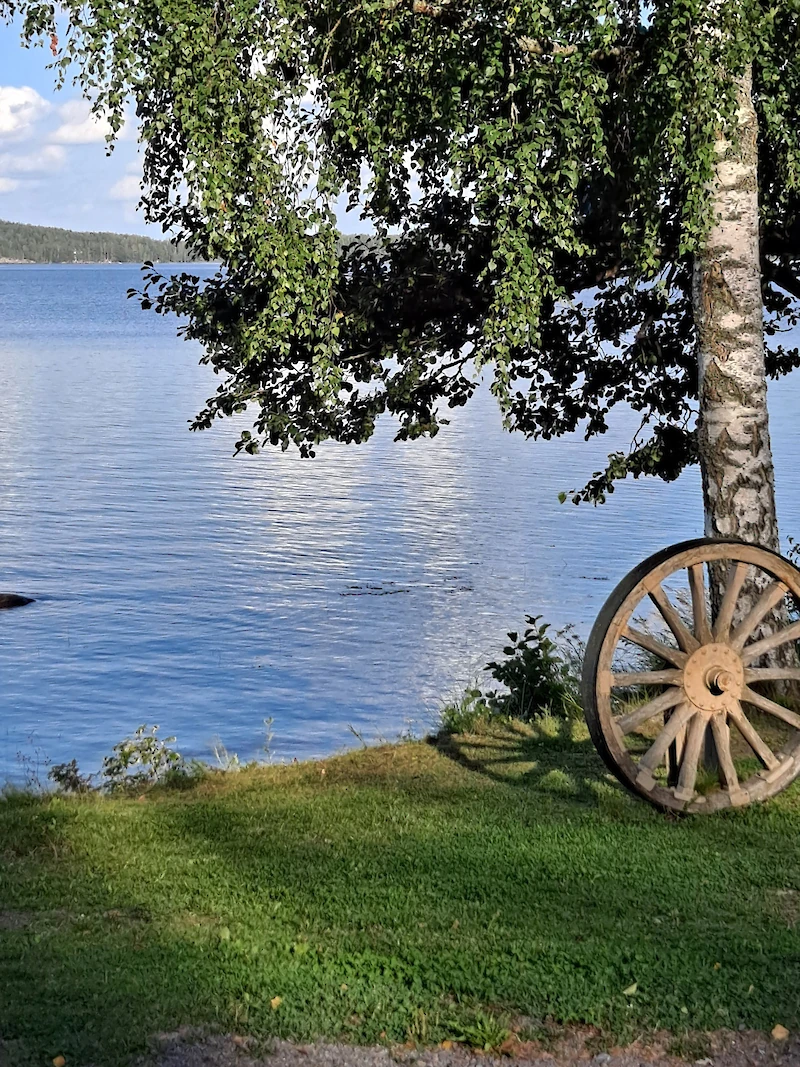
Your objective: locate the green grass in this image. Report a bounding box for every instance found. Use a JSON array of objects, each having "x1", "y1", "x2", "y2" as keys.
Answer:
[{"x1": 2, "y1": 719, "x2": 800, "y2": 1065}]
